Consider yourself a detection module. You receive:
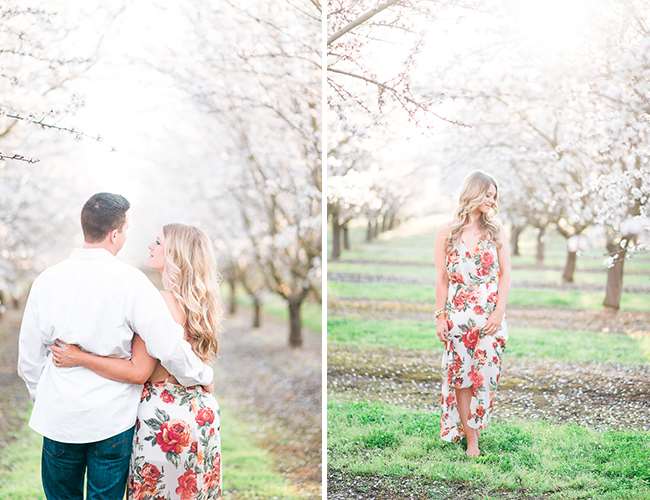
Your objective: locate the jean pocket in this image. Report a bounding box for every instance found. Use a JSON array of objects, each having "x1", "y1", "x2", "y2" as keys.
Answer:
[
  {"x1": 43, "y1": 437, "x2": 68, "y2": 458},
  {"x1": 92, "y1": 427, "x2": 134, "y2": 461}
]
